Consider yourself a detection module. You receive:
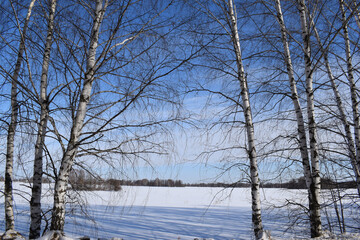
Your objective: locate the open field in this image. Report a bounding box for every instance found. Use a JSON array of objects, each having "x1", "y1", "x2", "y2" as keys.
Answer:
[{"x1": 0, "y1": 183, "x2": 359, "y2": 239}]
